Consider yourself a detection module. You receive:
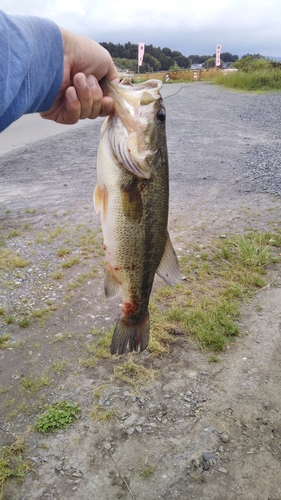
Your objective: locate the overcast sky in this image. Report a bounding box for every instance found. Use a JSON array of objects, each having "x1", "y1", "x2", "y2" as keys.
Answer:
[{"x1": 2, "y1": 0, "x2": 281, "y2": 58}]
